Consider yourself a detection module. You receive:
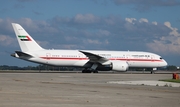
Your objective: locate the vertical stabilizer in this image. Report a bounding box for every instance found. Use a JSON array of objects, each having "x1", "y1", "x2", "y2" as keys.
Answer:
[{"x1": 12, "y1": 23, "x2": 43, "y2": 52}]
